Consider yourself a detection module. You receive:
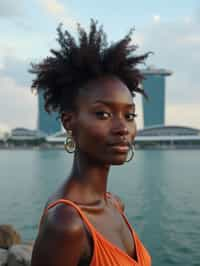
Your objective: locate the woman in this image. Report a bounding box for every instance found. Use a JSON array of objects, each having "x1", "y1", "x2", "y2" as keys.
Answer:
[{"x1": 30, "y1": 20, "x2": 151, "y2": 266}]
